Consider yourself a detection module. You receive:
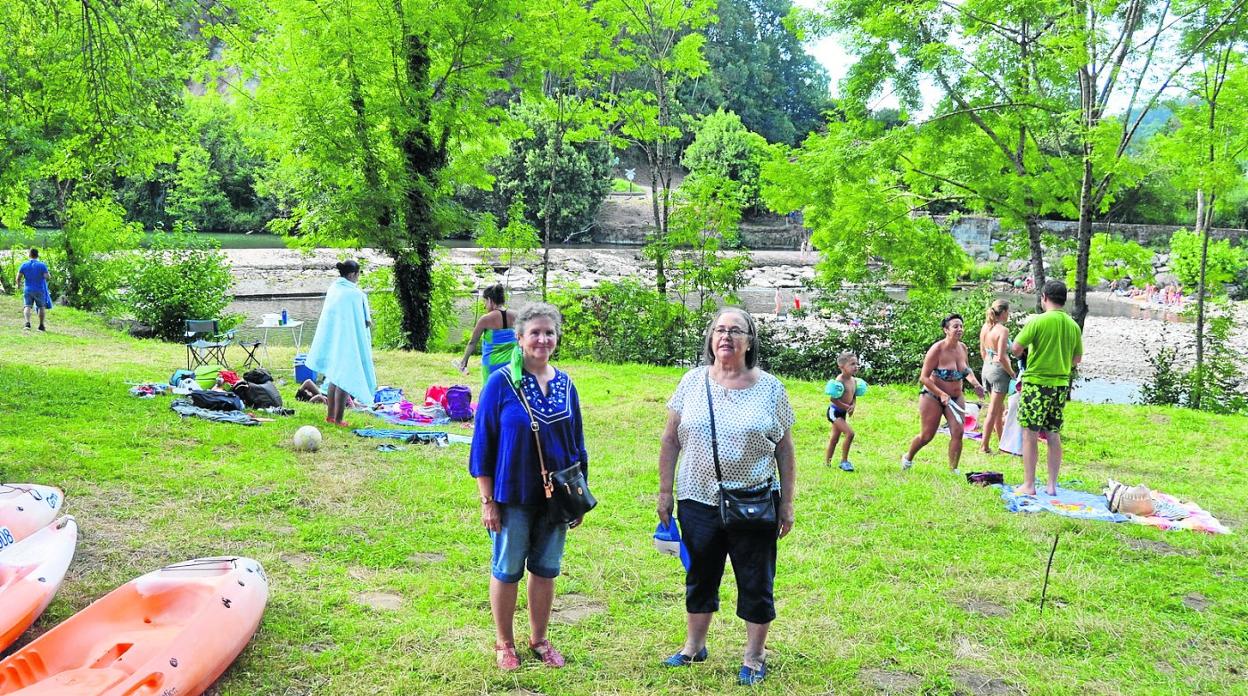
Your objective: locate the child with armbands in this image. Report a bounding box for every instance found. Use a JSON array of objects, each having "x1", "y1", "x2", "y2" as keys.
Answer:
[{"x1": 824, "y1": 351, "x2": 868, "y2": 472}]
